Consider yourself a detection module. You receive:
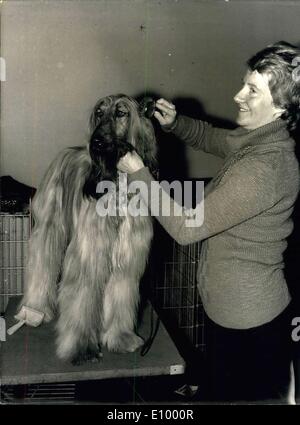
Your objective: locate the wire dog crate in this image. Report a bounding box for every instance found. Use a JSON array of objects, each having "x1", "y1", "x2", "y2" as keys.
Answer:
[
  {"x1": 151, "y1": 237, "x2": 205, "y2": 353},
  {"x1": 0, "y1": 213, "x2": 31, "y2": 314},
  {"x1": 0, "y1": 212, "x2": 77, "y2": 404}
]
